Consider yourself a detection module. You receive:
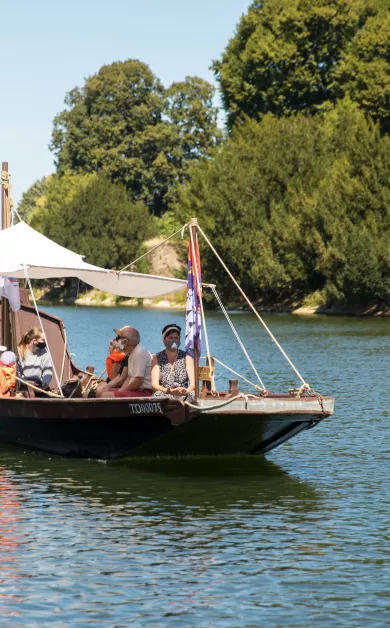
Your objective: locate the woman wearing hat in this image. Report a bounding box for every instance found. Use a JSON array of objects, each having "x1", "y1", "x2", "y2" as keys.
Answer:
[{"x1": 151, "y1": 324, "x2": 194, "y2": 400}]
